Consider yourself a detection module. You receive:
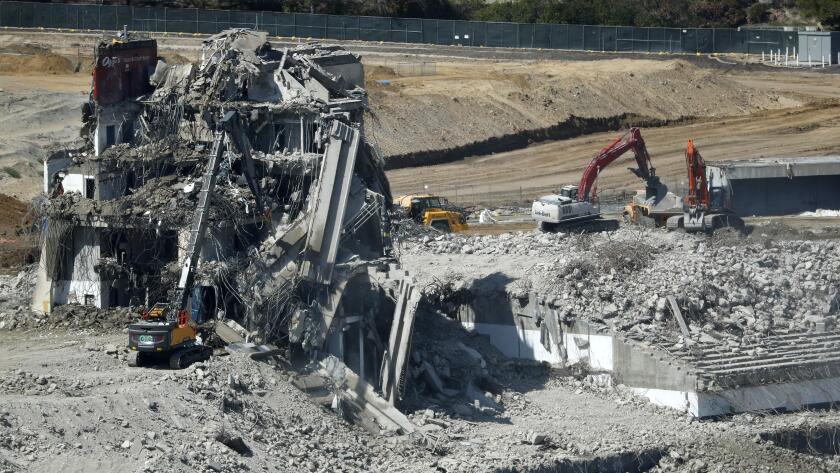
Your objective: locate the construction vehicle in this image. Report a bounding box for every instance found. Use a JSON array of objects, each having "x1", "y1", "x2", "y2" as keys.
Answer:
[
  {"x1": 623, "y1": 185, "x2": 684, "y2": 227},
  {"x1": 127, "y1": 302, "x2": 213, "y2": 369},
  {"x1": 532, "y1": 127, "x2": 665, "y2": 232},
  {"x1": 666, "y1": 140, "x2": 744, "y2": 234},
  {"x1": 128, "y1": 111, "x2": 258, "y2": 369},
  {"x1": 618, "y1": 135, "x2": 683, "y2": 227},
  {"x1": 394, "y1": 194, "x2": 468, "y2": 232}
]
